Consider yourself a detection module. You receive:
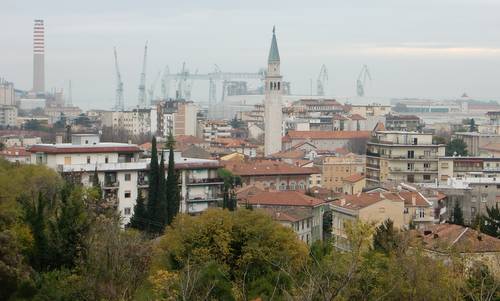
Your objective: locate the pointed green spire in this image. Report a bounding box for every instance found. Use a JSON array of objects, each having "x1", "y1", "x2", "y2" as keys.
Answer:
[{"x1": 268, "y1": 26, "x2": 280, "y2": 63}]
